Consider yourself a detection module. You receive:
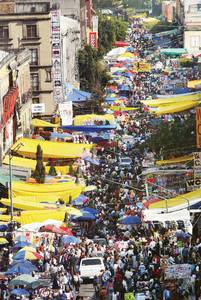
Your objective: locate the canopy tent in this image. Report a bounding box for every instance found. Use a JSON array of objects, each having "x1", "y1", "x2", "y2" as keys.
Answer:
[
  {"x1": 67, "y1": 89, "x2": 91, "y2": 102},
  {"x1": 155, "y1": 91, "x2": 199, "y2": 99},
  {"x1": 11, "y1": 138, "x2": 93, "y2": 159},
  {"x1": 141, "y1": 92, "x2": 201, "y2": 107},
  {"x1": 73, "y1": 114, "x2": 115, "y2": 126},
  {"x1": 1, "y1": 198, "x2": 58, "y2": 211},
  {"x1": 32, "y1": 119, "x2": 59, "y2": 128},
  {"x1": 143, "y1": 209, "x2": 190, "y2": 222},
  {"x1": 153, "y1": 100, "x2": 199, "y2": 115},
  {"x1": 105, "y1": 47, "x2": 127, "y2": 58},
  {"x1": 61, "y1": 125, "x2": 116, "y2": 132},
  {"x1": 148, "y1": 189, "x2": 201, "y2": 211},
  {"x1": 10, "y1": 181, "x2": 83, "y2": 203},
  {"x1": 19, "y1": 210, "x2": 66, "y2": 225},
  {"x1": 187, "y1": 80, "x2": 201, "y2": 89},
  {"x1": 160, "y1": 48, "x2": 187, "y2": 56},
  {"x1": 156, "y1": 155, "x2": 193, "y2": 166},
  {"x1": 3, "y1": 156, "x2": 47, "y2": 171},
  {"x1": 154, "y1": 28, "x2": 178, "y2": 38}
]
